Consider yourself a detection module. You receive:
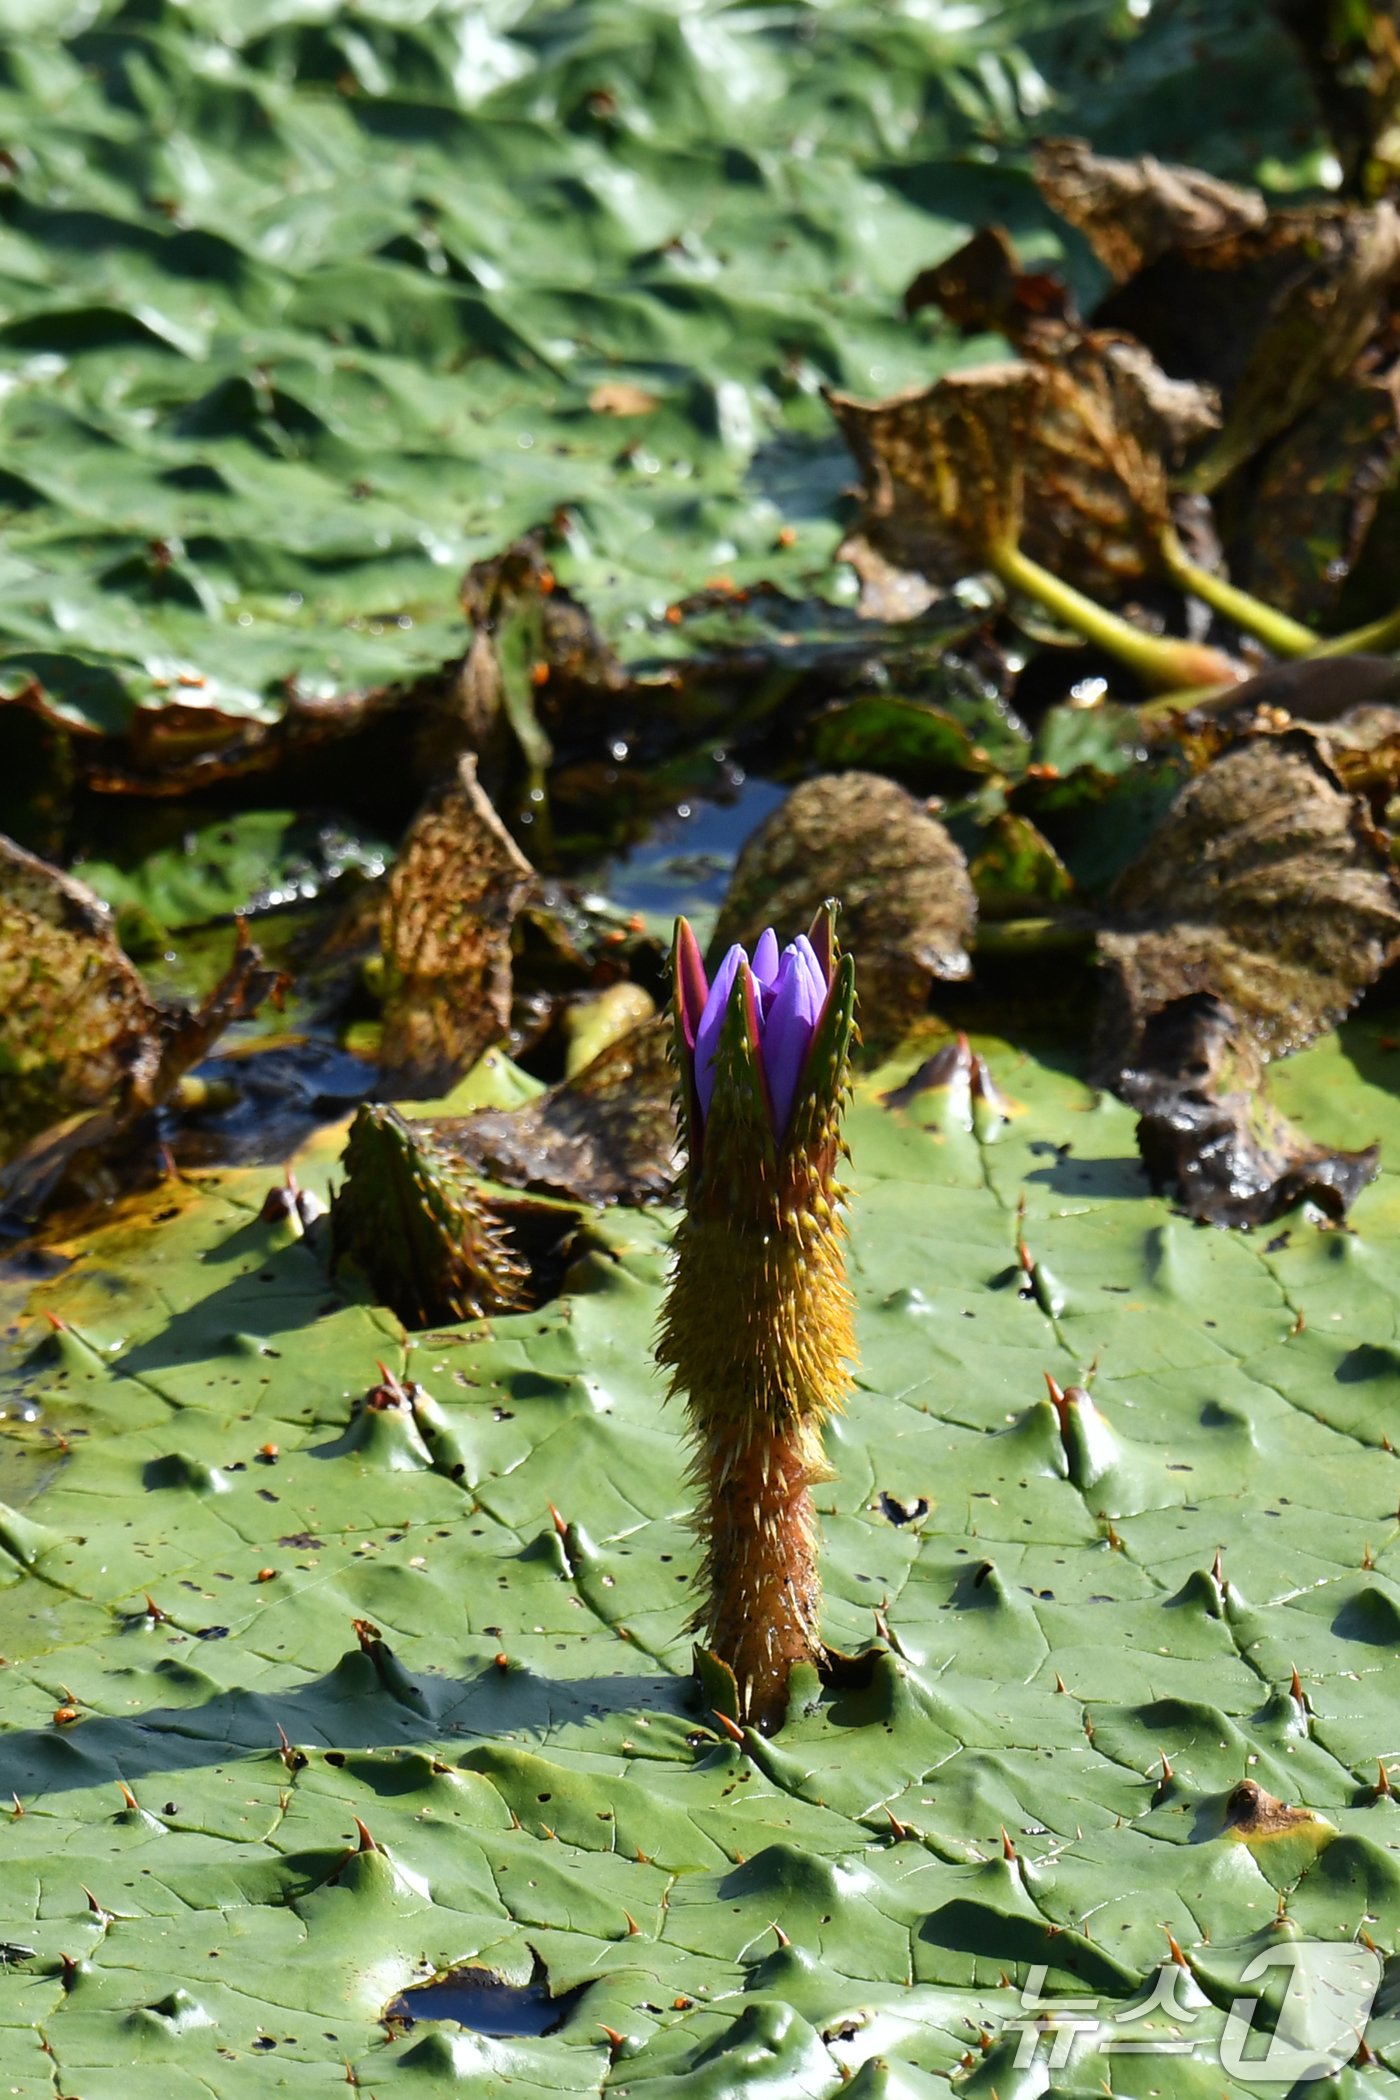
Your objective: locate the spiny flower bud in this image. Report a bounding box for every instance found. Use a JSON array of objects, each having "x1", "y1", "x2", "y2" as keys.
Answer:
[
  {"x1": 658, "y1": 903, "x2": 857, "y2": 1732},
  {"x1": 329, "y1": 1104, "x2": 528, "y2": 1329}
]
